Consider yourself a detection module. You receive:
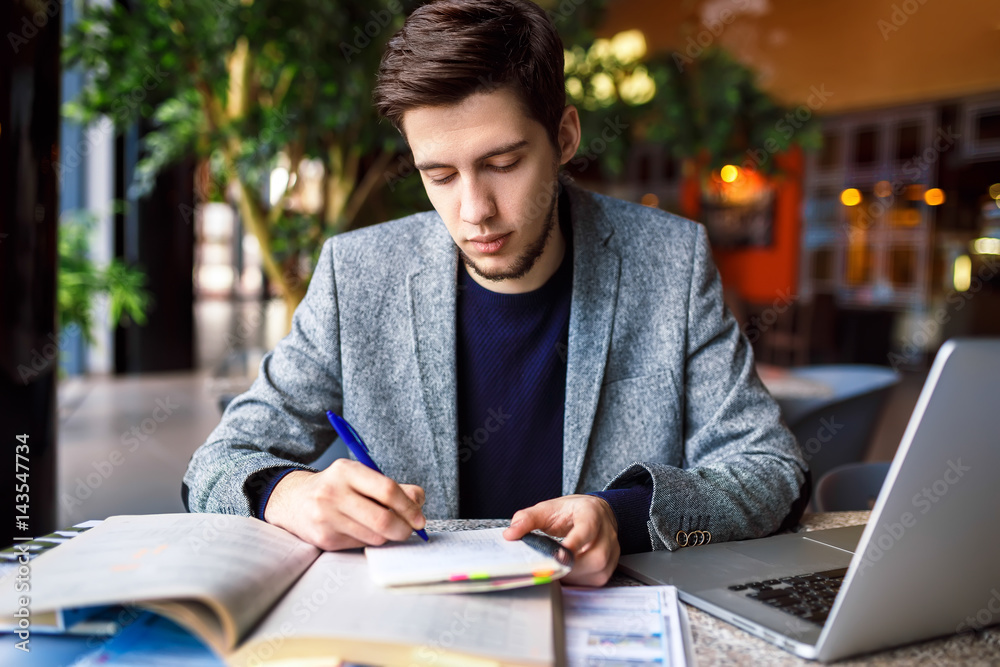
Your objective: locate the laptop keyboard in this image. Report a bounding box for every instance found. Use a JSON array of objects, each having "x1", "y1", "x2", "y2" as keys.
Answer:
[{"x1": 727, "y1": 567, "x2": 848, "y2": 625}]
